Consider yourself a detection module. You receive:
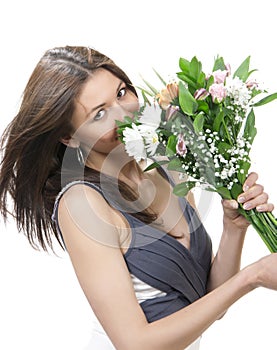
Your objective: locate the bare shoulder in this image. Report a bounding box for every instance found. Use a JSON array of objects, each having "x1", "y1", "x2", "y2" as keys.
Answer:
[
  {"x1": 57, "y1": 183, "x2": 122, "y2": 252},
  {"x1": 56, "y1": 183, "x2": 147, "y2": 348}
]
